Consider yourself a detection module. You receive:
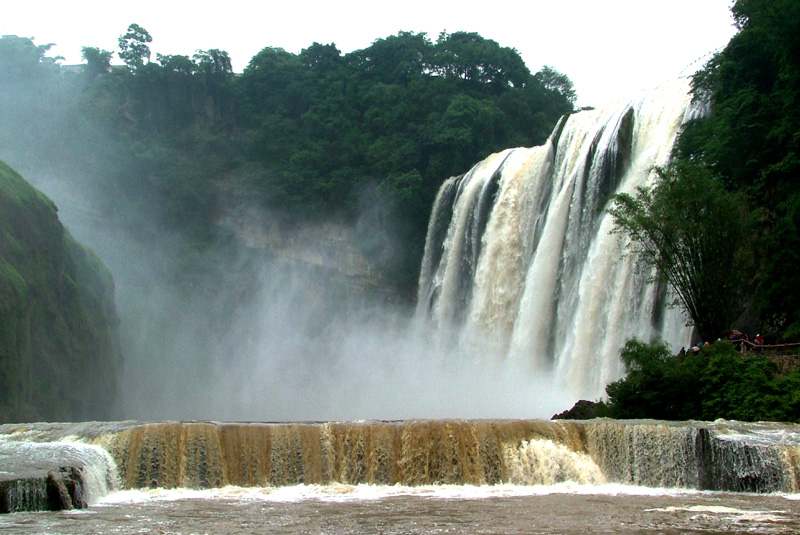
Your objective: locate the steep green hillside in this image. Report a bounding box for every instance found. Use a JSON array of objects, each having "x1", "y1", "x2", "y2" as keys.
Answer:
[{"x1": 0, "y1": 160, "x2": 120, "y2": 422}]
